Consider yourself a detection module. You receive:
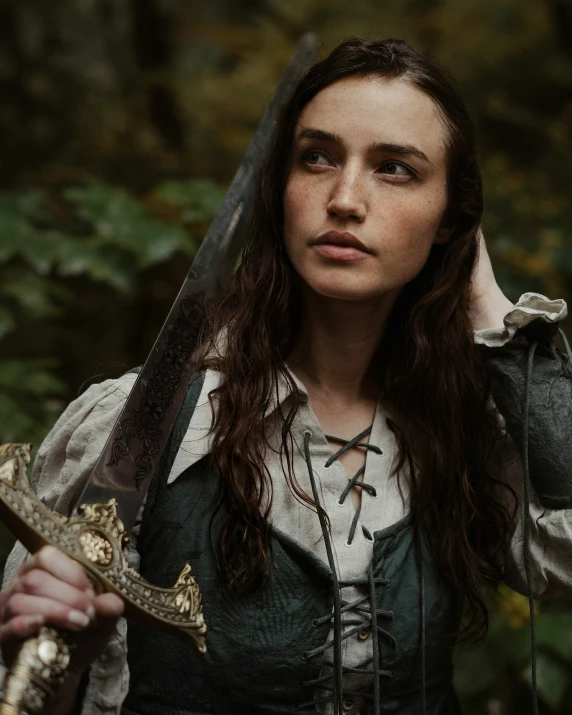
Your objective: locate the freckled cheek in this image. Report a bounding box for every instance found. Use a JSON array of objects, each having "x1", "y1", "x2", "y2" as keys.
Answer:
[
  {"x1": 375, "y1": 197, "x2": 447, "y2": 279},
  {"x1": 386, "y1": 191, "x2": 447, "y2": 242},
  {"x1": 283, "y1": 179, "x2": 317, "y2": 246}
]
